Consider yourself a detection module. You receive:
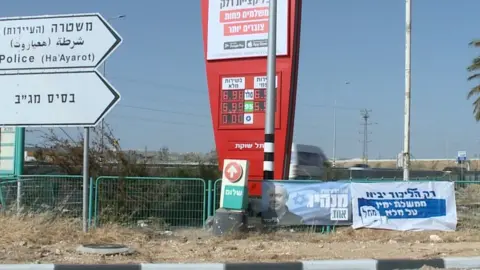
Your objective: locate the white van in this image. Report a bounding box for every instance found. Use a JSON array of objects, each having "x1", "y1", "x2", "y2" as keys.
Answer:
[{"x1": 288, "y1": 143, "x2": 327, "y2": 180}]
